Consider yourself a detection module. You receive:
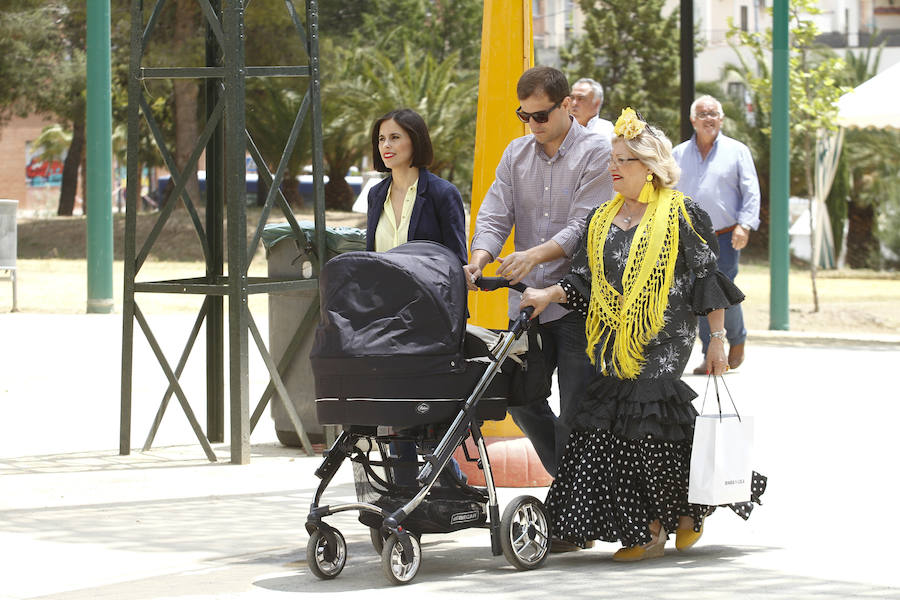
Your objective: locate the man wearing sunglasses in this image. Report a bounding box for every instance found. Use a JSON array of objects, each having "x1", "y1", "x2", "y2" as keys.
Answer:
[{"x1": 465, "y1": 66, "x2": 613, "y2": 490}]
